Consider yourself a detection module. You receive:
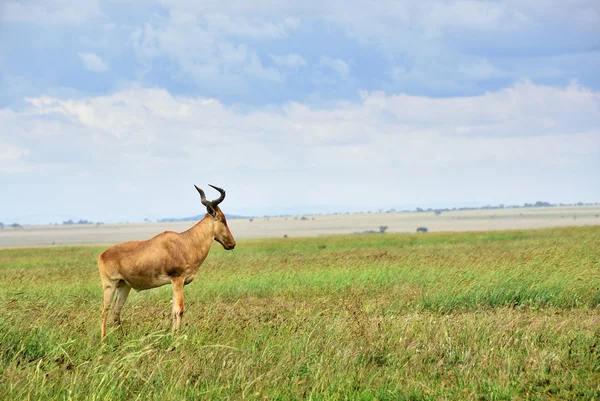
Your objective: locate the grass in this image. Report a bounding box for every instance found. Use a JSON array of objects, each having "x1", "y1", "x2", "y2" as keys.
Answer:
[{"x1": 0, "y1": 226, "x2": 599, "y2": 400}]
